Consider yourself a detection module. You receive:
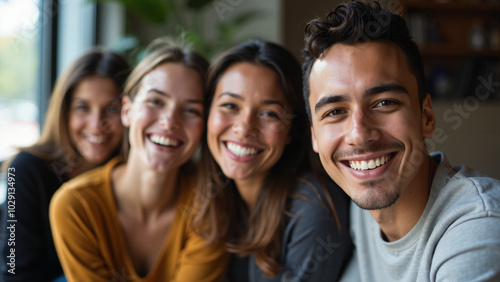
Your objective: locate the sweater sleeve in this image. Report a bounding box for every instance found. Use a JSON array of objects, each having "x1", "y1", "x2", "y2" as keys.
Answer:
[
  {"x1": 49, "y1": 186, "x2": 113, "y2": 282},
  {"x1": 172, "y1": 231, "x2": 229, "y2": 282},
  {"x1": 281, "y1": 182, "x2": 352, "y2": 281},
  {"x1": 253, "y1": 176, "x2": 352, "y2": 282},
  {"x1": 1, "y1": 152, "x2": 64, "y2": 281},
  {"x1": 432, "y1": 216, "x2": 500, "y2": 282},
  {"x1": 172, "y1": 203, "x2": 230, "y2": 282}
]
